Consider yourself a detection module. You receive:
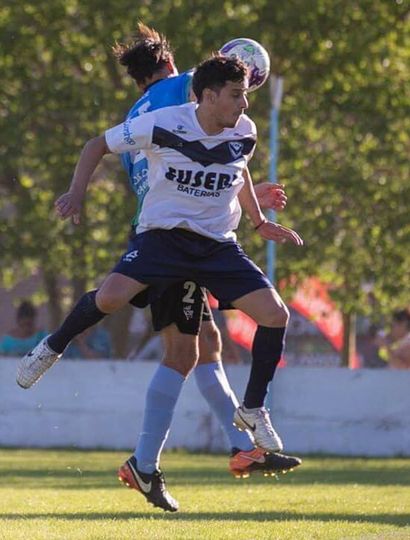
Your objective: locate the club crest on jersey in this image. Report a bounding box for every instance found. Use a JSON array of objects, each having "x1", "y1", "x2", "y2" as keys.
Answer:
[{"x1": 228, "y1": 141, "x2": 244, "y2": 159}]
